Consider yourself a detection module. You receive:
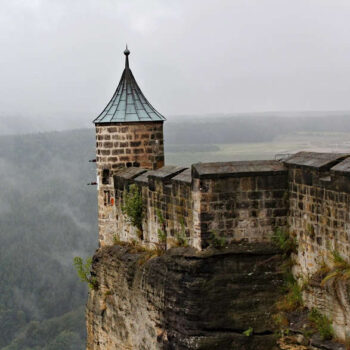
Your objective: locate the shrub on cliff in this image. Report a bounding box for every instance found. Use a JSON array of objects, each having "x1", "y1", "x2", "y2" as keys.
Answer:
[
  {"x1": 73, "y1": 257, "x2": 98, "y2": 290},
  {"x1": 308, "y1": 308, "x2": 334, "y2": 340},
  {"x1": 122, "y1": 184, "x2": 143, "y2": 232},
  {"x1": 272, "y1": 227, "x2": 297, "y2": 256},
  {"x1": 321, "y1": 250, "x2": 350, "y2": 287}
]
